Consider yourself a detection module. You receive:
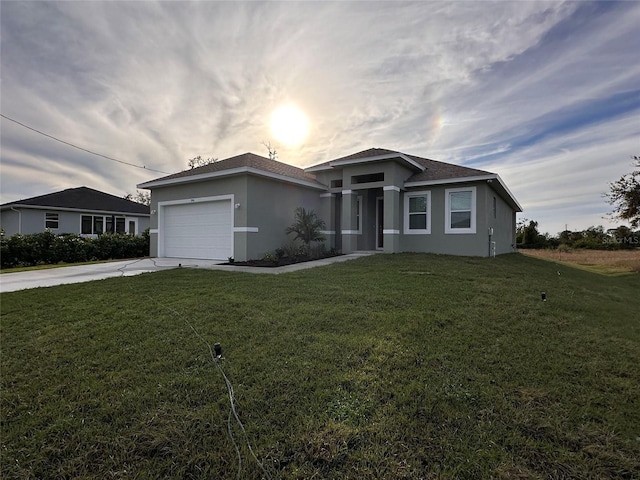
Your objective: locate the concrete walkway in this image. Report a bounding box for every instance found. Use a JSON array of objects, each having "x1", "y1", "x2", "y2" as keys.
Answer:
[{"x1": 0, "y1": 252, "x2": 376, "y2": 293}]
